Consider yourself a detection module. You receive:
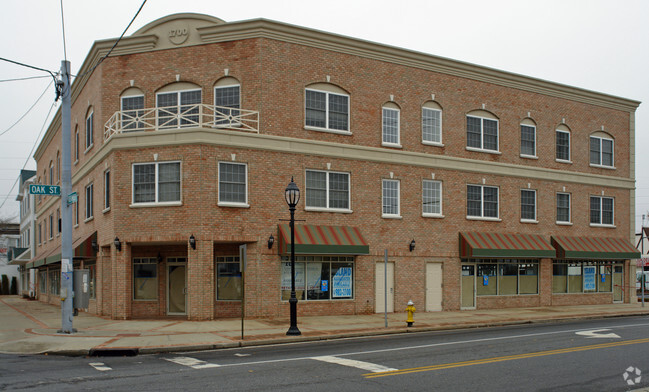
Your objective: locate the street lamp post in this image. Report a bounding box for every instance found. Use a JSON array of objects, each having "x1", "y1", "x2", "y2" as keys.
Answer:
[{"x1": 285, "y1": 177, "x2": 301, "y2": 336}]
